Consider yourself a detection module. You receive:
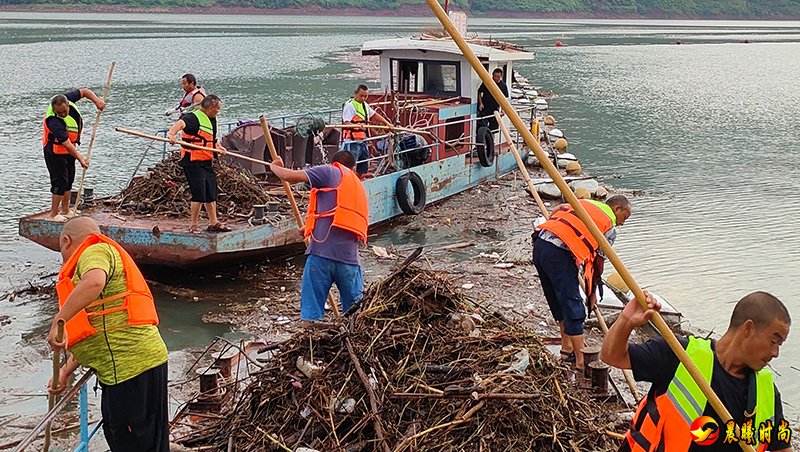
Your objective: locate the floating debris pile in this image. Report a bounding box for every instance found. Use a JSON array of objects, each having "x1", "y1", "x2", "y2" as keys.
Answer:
[
  {"x1": 106, "y1": 156, "x2": 284, "y2": 219},
  {"x1": 178, "y1": 257, "x2": 624, "y2": 451}
]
